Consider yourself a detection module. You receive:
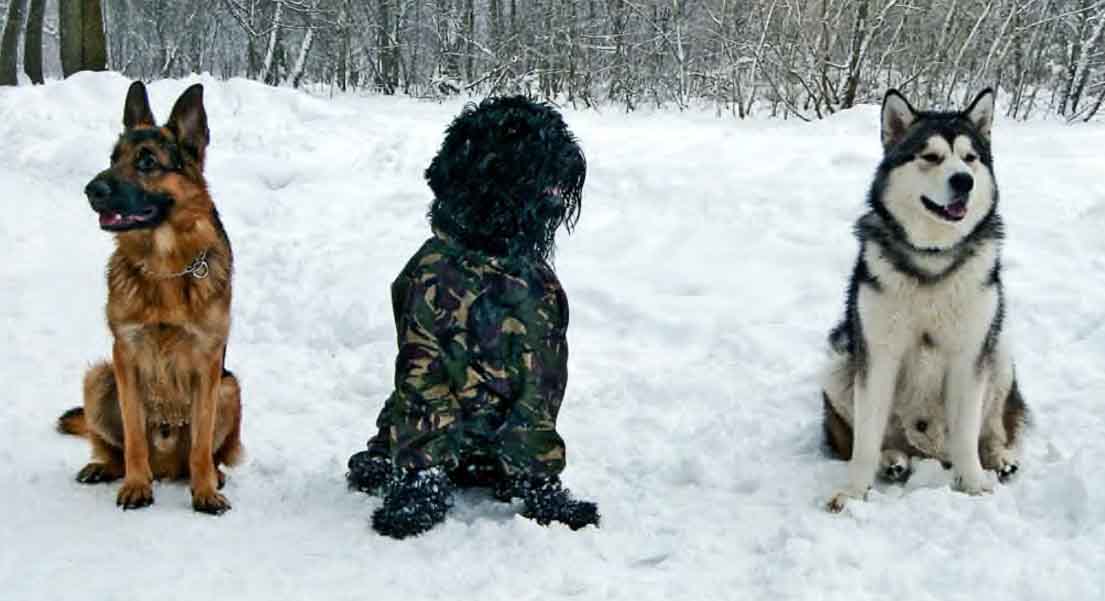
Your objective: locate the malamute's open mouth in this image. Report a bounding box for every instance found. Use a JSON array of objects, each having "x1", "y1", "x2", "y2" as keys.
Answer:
[
  {"x1": 921, "y1": 195, "x2": 968, "y2": 222},
  {"x1": 98, "y1": 206, "x2": 162, "y2": 231}
]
